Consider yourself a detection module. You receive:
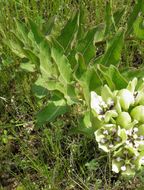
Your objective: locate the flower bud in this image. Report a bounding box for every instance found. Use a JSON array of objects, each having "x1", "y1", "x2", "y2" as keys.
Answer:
[
  {"x1": 131, "y1": 105, "x2": 144, "y2": 122},
  {"x1": 104, "y1": 110, "x2": 118, "y2": 123},
  {"x1": 121, "y1": 165, "x2": 126, "y2": 171},
  {"x1": 116, "y1": 112, "x2": 131, "y2": 129},
  {"x1": 118, "y1": 89, "x2": 134, "y2": 111},
  {"x1": 101, "y1": 85, "x2": 114, "y2": 104},
  {"x1": 127, "y1": 78, "x2": 137, "y2": 93}
]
